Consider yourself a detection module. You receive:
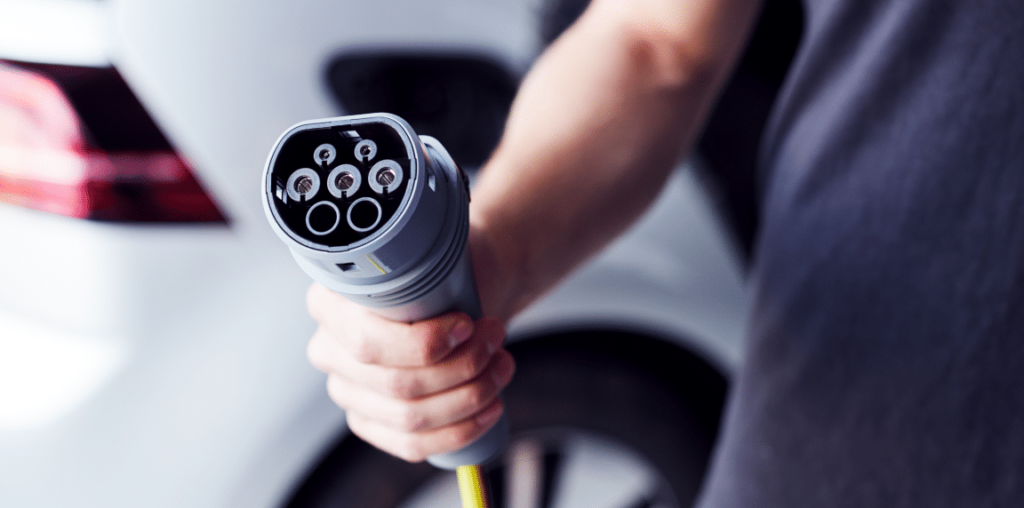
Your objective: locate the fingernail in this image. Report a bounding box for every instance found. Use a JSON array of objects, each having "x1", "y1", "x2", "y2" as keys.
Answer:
[
  {"x1": 448, "y1": 321, "x2": 473, "y2": 348},
  {"x1": 476, "y1": 403, "x2": 502, "y2": 426}
]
